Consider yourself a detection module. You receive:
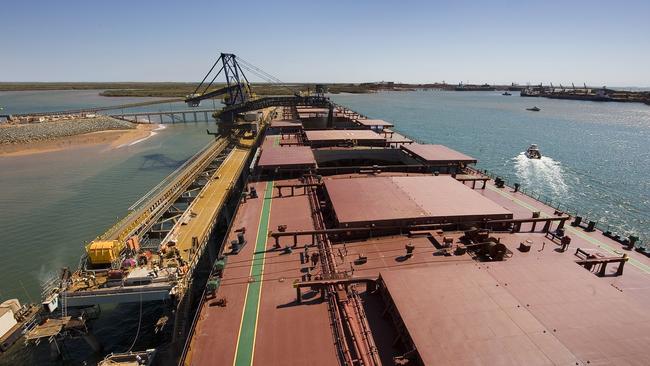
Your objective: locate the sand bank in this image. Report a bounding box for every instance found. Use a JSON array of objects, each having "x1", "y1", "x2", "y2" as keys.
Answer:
[{"x1": 0, "y1": 124, "x2": 155, "y2": 157}]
